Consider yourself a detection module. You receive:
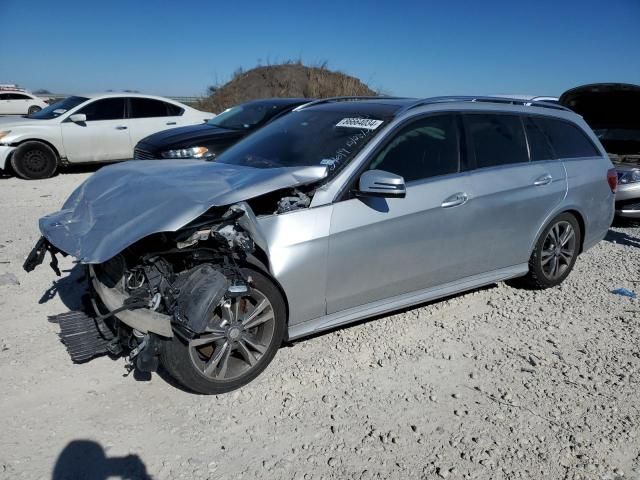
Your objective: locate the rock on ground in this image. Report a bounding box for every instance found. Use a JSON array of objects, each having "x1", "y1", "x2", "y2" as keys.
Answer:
[{"x1": 0, "y1": 170, "x2": 639, "y2": 480}]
